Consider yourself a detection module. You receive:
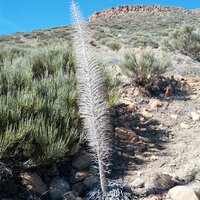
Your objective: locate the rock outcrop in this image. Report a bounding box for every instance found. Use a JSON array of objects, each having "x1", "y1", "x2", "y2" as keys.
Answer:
[
  {"x1": 192, "y1": 8, "x2": 200, "y2": 13},
  {"x1": 88, "y1": 5, "x2": 194, "y2": 21}
]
